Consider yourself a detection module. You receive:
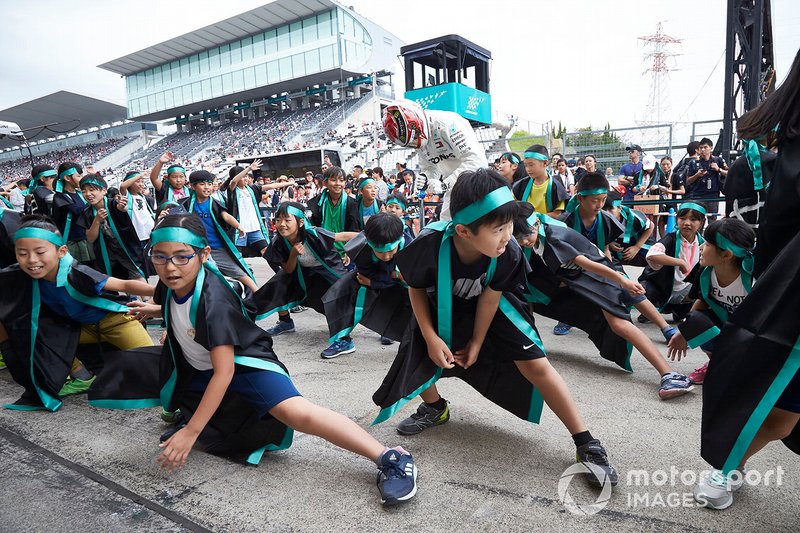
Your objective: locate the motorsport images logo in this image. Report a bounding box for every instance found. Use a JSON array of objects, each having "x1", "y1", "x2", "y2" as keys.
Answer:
[
  {"x1": 557, "y1": 463, "x2": 613, "y2": 515},
  {"x1": 558, "y1": 464, "x2": 785, "y2": 515}
]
